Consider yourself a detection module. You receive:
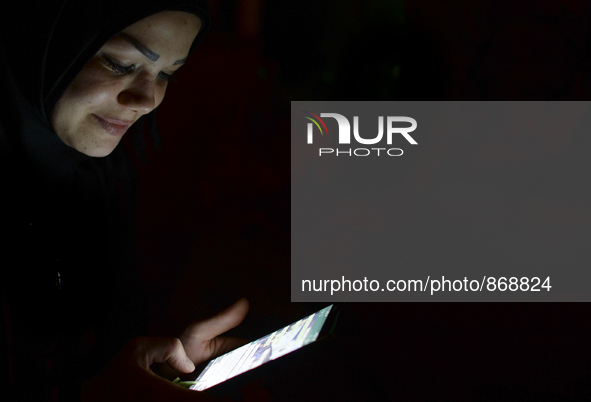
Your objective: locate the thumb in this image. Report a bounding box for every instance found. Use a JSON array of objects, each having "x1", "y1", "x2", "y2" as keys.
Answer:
[
  {"x1": 134, "y1": 337, "x2": 196, "y2": 373},
  {"x1": 183, "y1": 298, "x2": 250, "y2": 342}
]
